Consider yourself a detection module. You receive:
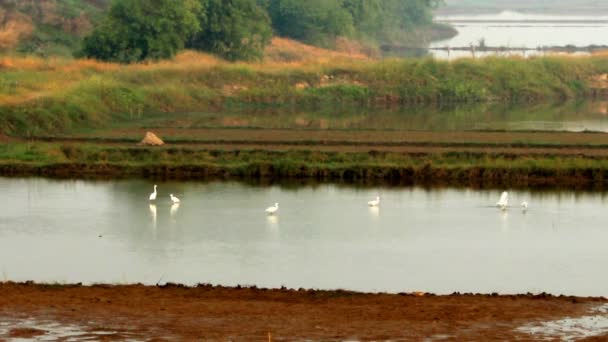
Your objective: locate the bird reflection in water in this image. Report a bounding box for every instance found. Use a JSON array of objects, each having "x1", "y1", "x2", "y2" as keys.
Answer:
[
  {"x1": 369, "y1": 206, "x2": 380, "y2": 218},
  {"x1": 170, "y1": 203, "x2": 180, "y2": 217},
  {"x1": 266, "y1": 214, "x2": 279, "y2": 231},
  {"x1": 500, "y1": 210, "x2": 509, "y2": 233},
  {"x1": 149, "y1": 203, "x2": 158, "y2": 236}
]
